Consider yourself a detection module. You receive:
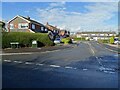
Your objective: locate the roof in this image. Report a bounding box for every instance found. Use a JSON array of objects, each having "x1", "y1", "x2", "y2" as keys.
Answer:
[
  {"x1": 46, "y1": 23, "x2": 60, "y2": 31},
  {"x1": 20, "y1": 15, "x2": 44, "y2": 26},
  {"x1": 76, "y1": 32, "x2": 116, "y2": 34},
  {"x1": 8, "y1": 15, "x2": 44, "y2": 26}
]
